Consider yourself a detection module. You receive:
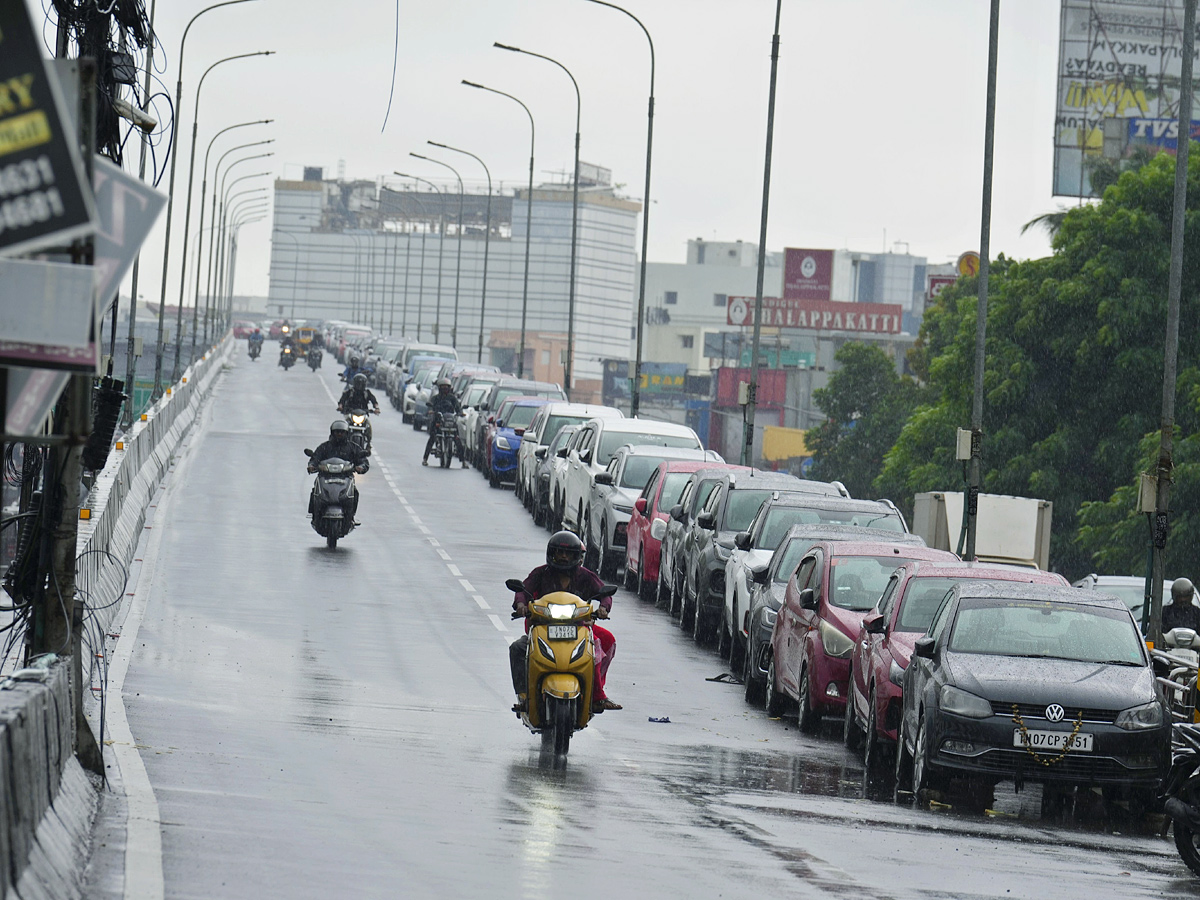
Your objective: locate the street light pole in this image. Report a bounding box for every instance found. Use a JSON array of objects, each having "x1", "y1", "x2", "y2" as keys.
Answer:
[
  {"x1": 411, "y1": 153, "x2": 465, "y2": 349},
  {"x1": 396, "y1": 182, "x2": 432, "y2": 339},
  {"x1": 581, "y1": 0, "x2": 655, "y2": 418},
  {"x1": 741, "y1": 0, "x2": 783, "y2": 467},
  {"x1": 429, "y1": 141, "x2": 492, "y2": 364},
  {"x1": 216, "y1": 174, "x2": 270, "y2": 324},
  {"x1": 495, "y1": 43, "x2": 581, "y2": 399},
  {"x1": 396, "y1": 172, "x2": 446, "y2": 343},
  {"x1": 272, "y1": 230, "x2": 302, "y2": 317},
  {"x1": 208, "y1": 182, "x2": 267, "y2": 341},
  {"x1": 462, "y1": 80, "x2": 535, "y2": 377}
]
